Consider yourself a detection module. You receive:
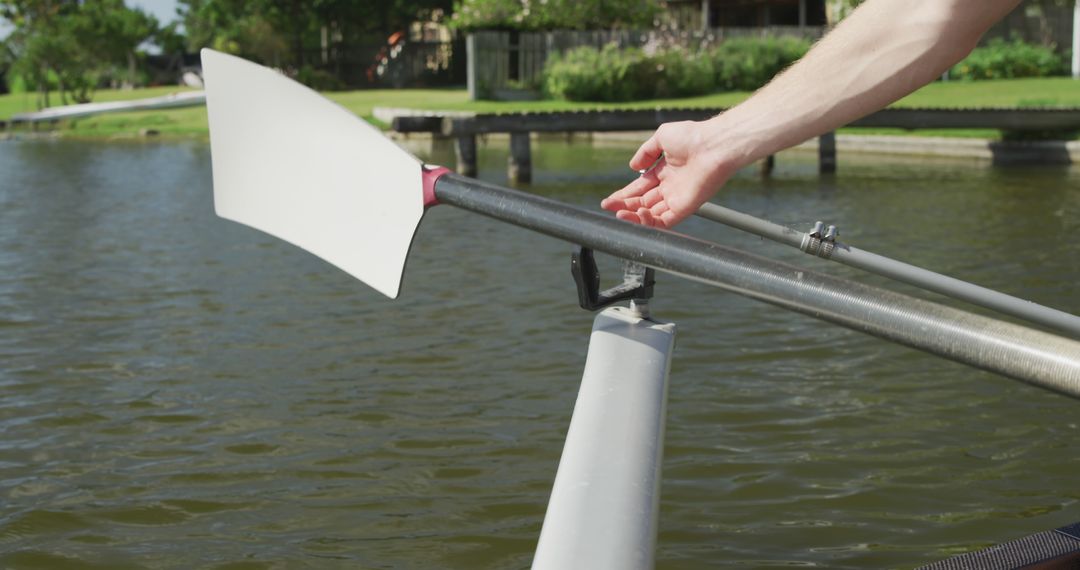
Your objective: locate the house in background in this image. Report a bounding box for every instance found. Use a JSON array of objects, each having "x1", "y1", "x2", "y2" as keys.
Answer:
[
  {"x1": 665, "y1": 0, "x2": 828, "y2": 30},
  {"x1": 667, "y1": 0, "x2": 1077, "y2": 63}
]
